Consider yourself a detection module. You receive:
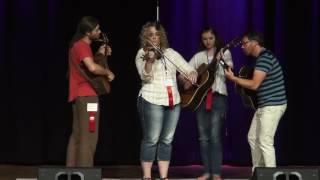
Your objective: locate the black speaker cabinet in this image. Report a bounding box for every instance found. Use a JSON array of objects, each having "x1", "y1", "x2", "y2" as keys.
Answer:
[
  {"x1": 38, "y1": 167, "x2": 101, "y2": 180},
  {"x1": 251, "y1": 167, "x2": 319, "y2": 180}
]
